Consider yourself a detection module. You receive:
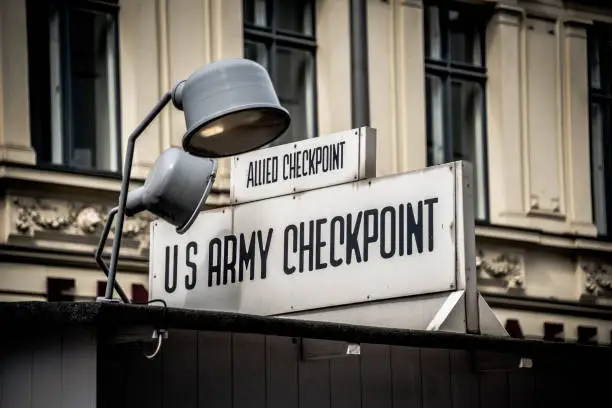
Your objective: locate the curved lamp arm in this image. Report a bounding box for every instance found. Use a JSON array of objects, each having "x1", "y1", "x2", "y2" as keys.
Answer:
[{"x1": 102, "y1": 91, "x2": 173, "y2": 302}]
